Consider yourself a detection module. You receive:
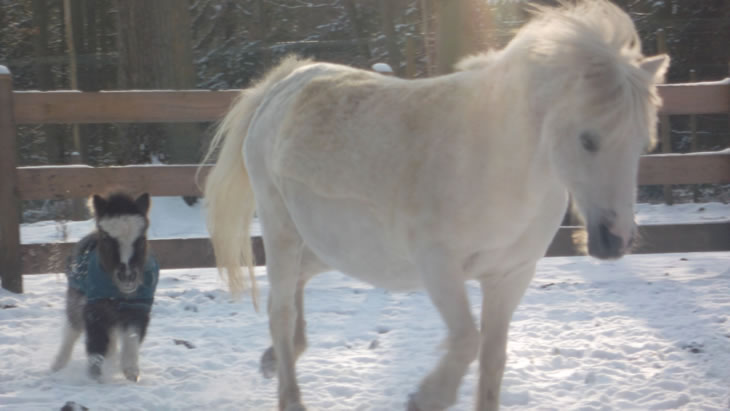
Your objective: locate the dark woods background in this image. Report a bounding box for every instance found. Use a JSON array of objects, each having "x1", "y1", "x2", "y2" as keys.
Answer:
[{"x1": 1, "y1": 0, "x2": 728, "y2": 215}]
